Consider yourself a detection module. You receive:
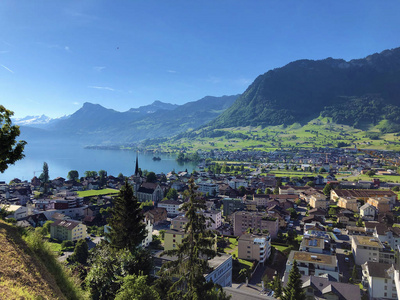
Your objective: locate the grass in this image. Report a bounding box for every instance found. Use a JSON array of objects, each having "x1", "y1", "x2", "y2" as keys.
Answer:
[
  {"x1": 142, "y1": 116, "x2": 400, "y2": 153},
  {"x1": 272, "y1": 243, "x2": 291, "y2": 252},
  {"x1": 0, "y1": 220, "x2": 85, "y2": 299},
  {"x1": 77, "y1": 188, "x2": 119, "y2": 197}
]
